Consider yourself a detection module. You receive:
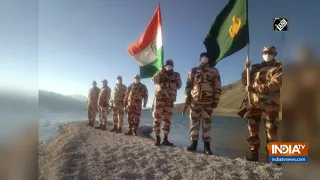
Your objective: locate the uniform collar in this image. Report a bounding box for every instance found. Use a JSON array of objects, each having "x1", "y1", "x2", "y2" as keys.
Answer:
[{"x1": 261, "y1": 59, "x2": 277, "y2": 66}]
